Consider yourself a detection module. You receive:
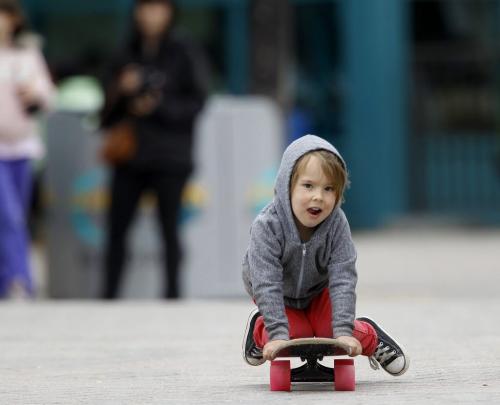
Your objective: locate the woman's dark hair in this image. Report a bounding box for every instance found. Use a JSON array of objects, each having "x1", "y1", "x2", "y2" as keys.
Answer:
[
  {"x1": 136, "y1": 0, "x2": 175, "y2": 8},
  {"x1": 0, "y1": 0, "x2": 27, "y2": 39}
]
